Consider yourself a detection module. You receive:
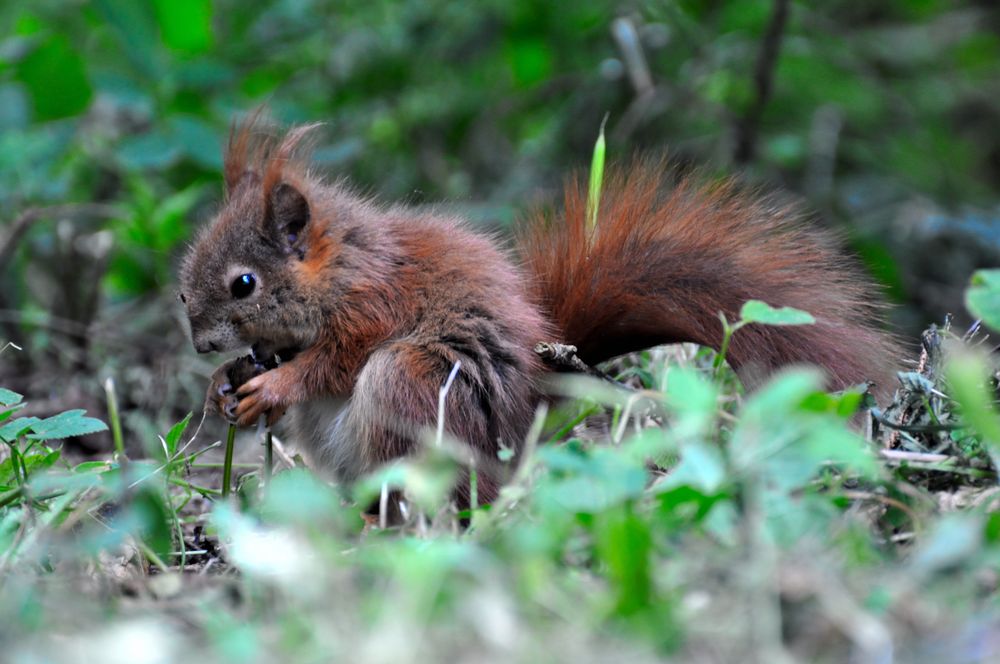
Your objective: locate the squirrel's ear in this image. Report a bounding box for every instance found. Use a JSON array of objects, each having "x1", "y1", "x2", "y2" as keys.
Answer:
[{"x1": 265, "y1": 183, "x2": 310, "y2": 255}]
